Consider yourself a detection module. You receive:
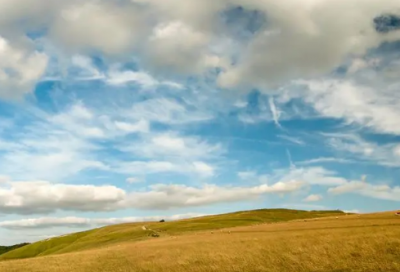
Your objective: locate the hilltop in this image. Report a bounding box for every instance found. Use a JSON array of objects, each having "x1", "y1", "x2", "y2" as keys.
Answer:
[{"x1": 0, "y1": 209, "x2": 345, "y2": 261}]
